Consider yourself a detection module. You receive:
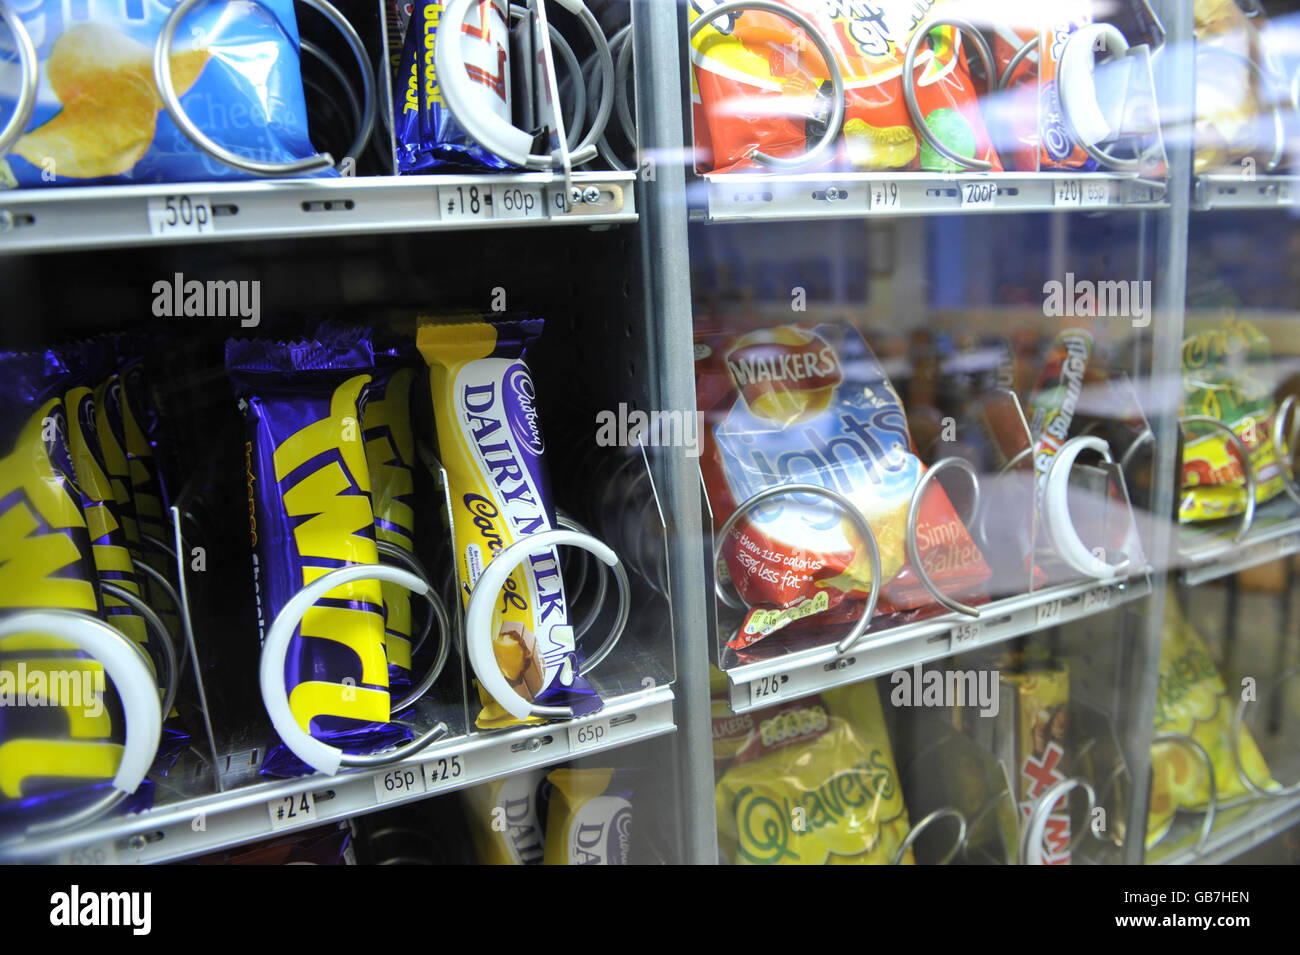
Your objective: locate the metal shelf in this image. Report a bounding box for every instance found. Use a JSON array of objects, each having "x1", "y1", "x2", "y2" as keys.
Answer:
[
  {"x1": 692, "y1": 172, "x2": 1167, "y2": 223},
  {"x1": 0, "y1": 172, "x2": 637, "y2": 255},
  {"x1": 1152, "y1": 792, "x2": 1300, "y2": 865},
  {"x1": 723, "y1": 572, "x2": 1153, "y2": 714},
  {"x1": 1193, "y1": 174, "x2": 1300, "y2": 211},
  {"x1": 1178, "y1": 498, "x2": 1300, "y2": 586},
  {"x1": 0, "y1": 685, "x2": 673, "y2": 865}
]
